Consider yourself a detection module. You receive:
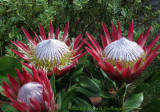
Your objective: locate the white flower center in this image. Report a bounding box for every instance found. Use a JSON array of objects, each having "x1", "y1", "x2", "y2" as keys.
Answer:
[
  {"x1": 104, "y1": 37, "x2": 144, "y2": 62},
  {"x1": 17, "y1": 82, "x2": 43, "y2": 106},
  {"x1": 34, "y1": 39, "x2": 70, "y2": 62}
]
